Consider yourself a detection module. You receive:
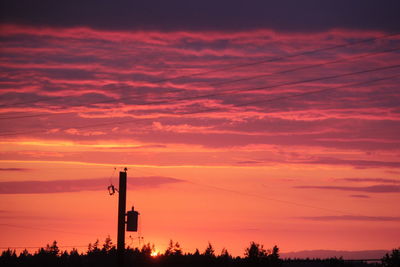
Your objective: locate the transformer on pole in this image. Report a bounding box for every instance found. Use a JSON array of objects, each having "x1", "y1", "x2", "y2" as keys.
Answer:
[{"x1": 127, "y1": 206, "x2": 139, "y2": 232}]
